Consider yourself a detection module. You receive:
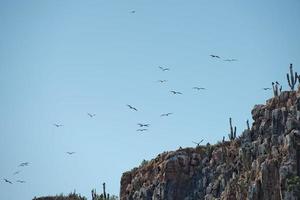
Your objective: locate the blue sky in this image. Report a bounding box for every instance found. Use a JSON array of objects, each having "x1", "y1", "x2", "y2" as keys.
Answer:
[{"x1": 0, "y1": 0, "x2": 300, "y2": 199}]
